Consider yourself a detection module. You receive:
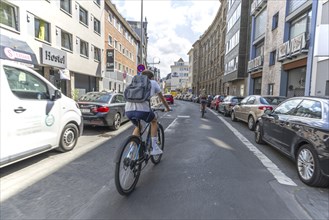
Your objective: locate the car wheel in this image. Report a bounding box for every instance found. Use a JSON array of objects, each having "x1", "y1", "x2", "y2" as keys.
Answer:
[
  {"x1": 231, "y1": 111, "x2": 237, "y2": 121},
  {"x1": 248, "y1": 116, "x2": 255, "y2": 130},
  {"x1": 255, "y1": 123, "x2": 265, "y2": 144},
  {"x1": 296, "y1": 144, "x2": 329, "y2": 187},
  {"x1": 223, "y1": 108, "x2": 229, "y2": 117},
  {"x1": 57, "y1": 123, "x2": 79, "y2": 152},
  {"x1": 111, "y1": 113, "x2": 121, "y2": 130}
]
